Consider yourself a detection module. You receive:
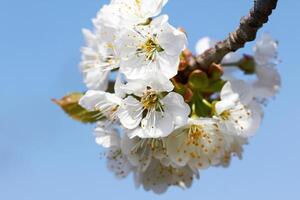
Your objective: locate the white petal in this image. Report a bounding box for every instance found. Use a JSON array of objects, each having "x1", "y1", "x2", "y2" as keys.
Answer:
[
  {"x1": 215, "y1": 82, "x2": 239, "y2": 115},
  {"x1": 253, "y1": 65, "x2": 281, "y2": 98},
  {"x1": 220, "y1": 82, "x2": 240, "y2": 102},
  {"x1": 94, "y1": 122, "x2": 120, "y2": 148},
  {"x1": 141, "y1": 111, "x2": 174, "y2": 138},
  {"x1": 118, "y1": 96, "x2": 143, "y2": 129},
  {"x1": 157, "y1": 53, "x2": 180, "y2": 79},
  {"x1": 120, "y1": 53, "x2": 153, "y2": 80},
  {"x1": 114, "y1": 73, "x2": 127, "y2": 98},
  {"x1": 165, "y1": 126, "x2": 191, "y2": 167},
  {"x1": 157, "y1": 15, "x2": 187, "y2": 56},
  {"x1": 123, "y1": 72, "x2": 174, "y2": 95},
  {"x1": 79, "y1": 90, "x2": 121, "y2": 120},
  {"x1": 140, "y1": 0, "x2": 168, "y2": 18},
  {"x1": 82, "y1": 69, "x2": 110, "y2": 91},
  {"x1": 195, "y1": 37, "x2": 216, "y2": 55},
  {"x1": 229, "y1": 80, "x2": 254, "y2": 105},
  {"x1": 162, "y1": 92, "x2": 190, "y2": 126},
  {"x1": 126, "y1": 128, "x2": 145, "y2": 139},
  {"x1": 254, "y1": 33, "x2": 278, "y2": 65},
  {"x1": 242, "y1": 101, "x2": 263, "y2": 137},
  {"x1": 144, "y1": 71, "x2": 174, "y2": 92},
  {"x1": 121, "y1": 134, "x2": 152, "y2": 171},
  {"x1": 79, "y1": 90, "x2": 104, "y2": 111}
]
